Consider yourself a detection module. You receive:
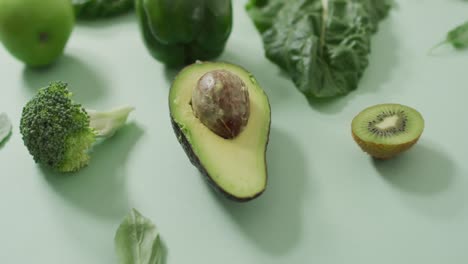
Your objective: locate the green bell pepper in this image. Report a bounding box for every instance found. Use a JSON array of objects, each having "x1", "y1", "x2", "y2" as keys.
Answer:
[{"x1": 136, "y1": 0, "x2": 233, "y2": 67}]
